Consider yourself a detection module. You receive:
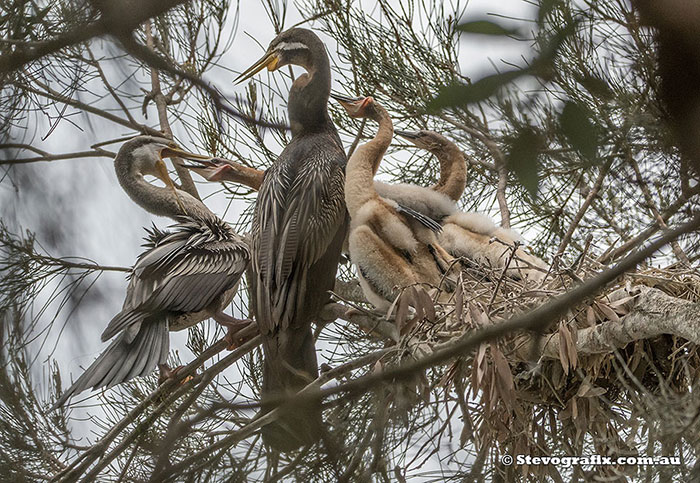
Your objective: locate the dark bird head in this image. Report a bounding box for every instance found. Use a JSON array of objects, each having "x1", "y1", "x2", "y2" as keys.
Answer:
[
  {"x1": 116, "y1": 136, "x2": 210, "y2": 212},
  {"x1": 236, "y1": 28, "x2": 335, "y2": 137},
  {"x1": 395, "y1": 129, "x2": 452, "y2": 153},
  {"x1": 235, "y1": 28, "x2": 328, "y2": 83},
  {"x1": 331, "y1": 93, "x2": 380, "y2": 120}
]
